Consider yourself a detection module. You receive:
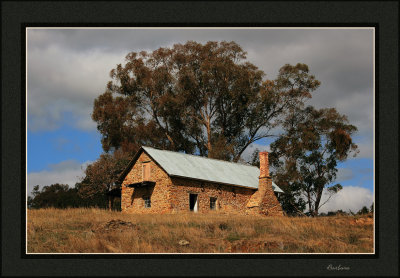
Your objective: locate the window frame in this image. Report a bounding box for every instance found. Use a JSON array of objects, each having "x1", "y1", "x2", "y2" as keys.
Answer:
[
  {"x1": 142, "y1": 162, "x2": 151, "y2": 181},
  {"x1": 210, "y1": 197, "x2": 217, "y2": 210},
  {"x1": 143, "y1": 196, "x2": 151, "y2": 208}
]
